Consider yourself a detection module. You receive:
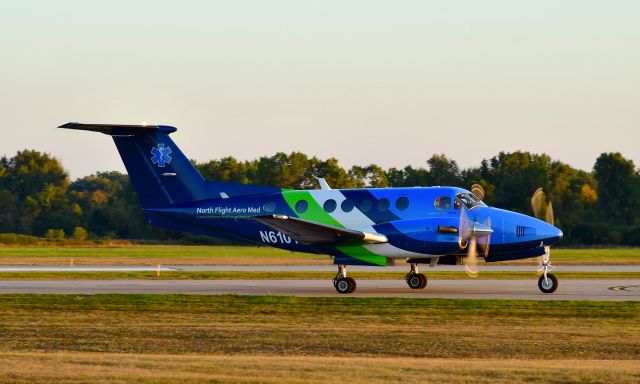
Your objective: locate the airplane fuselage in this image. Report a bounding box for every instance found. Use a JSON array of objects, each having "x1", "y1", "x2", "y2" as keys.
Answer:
[{"x1": 146, "y1": 186, "x2": 563, "y2": 266}]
